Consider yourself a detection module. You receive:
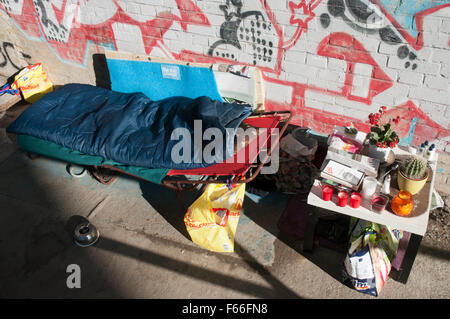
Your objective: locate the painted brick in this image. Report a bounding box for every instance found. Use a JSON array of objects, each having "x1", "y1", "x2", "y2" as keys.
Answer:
[
  {"x1": 398, "y1": 70, "x2": 424, "y2": 86},
  {"x1": 327, "y1": 58, "x2": 347, "y2": 72},
  {"x1": 387, "y1": 56, "x2": 410, "y2": 70},
  {"x1": 409, "y1": 86, "x2": 450, "y2": 105},
  {"x1": 414, "y1": 61, "x2": 441, "y2": 76},
  {"x1": 306, "y1": 53, "x2": 327, "y2": 68},
  {"x1": 441, "y1": 65, "x2": 450, "y2": 78},
  {"x1": 1, "y1": 0, "x2": 450, "y2": 158},
  {"x1": 378, "y1": 42, "x2": 399, "y2": 56},
  {"x1": 432, "y1": 48, "x2": 450, "y2": 63},
  {"x1": 424, "y1": 75, "x2": 450, "y2": 90}
]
